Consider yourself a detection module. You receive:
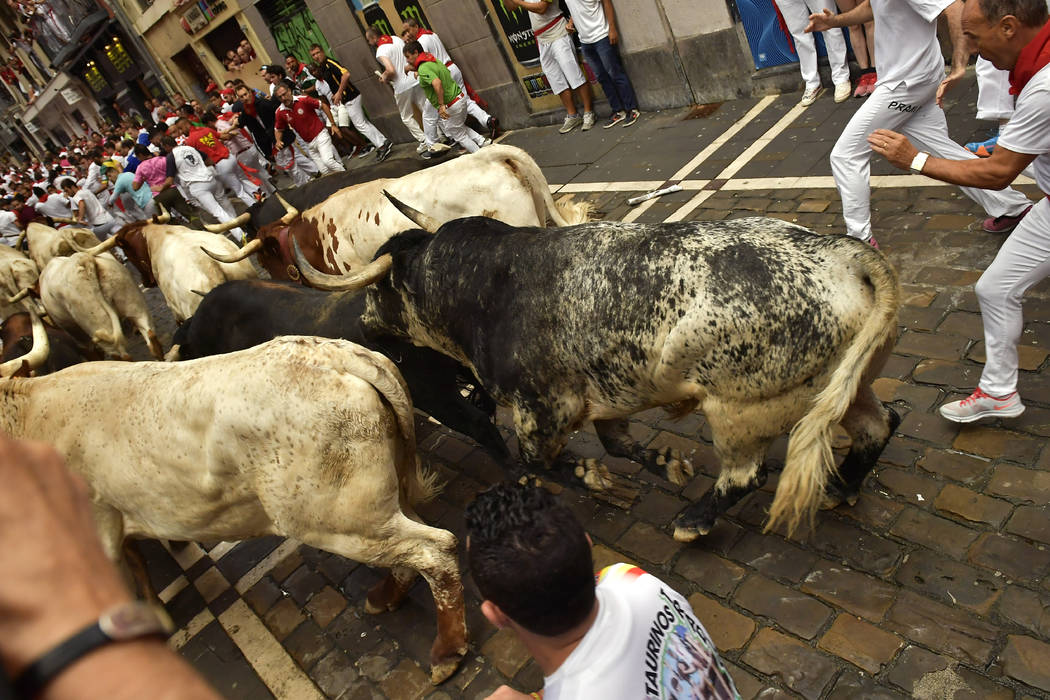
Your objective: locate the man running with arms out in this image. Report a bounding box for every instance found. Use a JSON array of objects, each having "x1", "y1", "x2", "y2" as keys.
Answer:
[
  {"x1": 403, "y1": 41, "x2": 488, "y2": 154},
  {"x1": 806, "y1": 0, "x2": 1033, "y2": 248},
  {"x1": 870, "y1": 0, "x2": 1048, "y2": 422},
  {"x1": 273, "y1": 82, "x2": 345, "y2": 175},
  {"x1": 466, "y1": 483, "x2": 738, "y2": 700}
]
